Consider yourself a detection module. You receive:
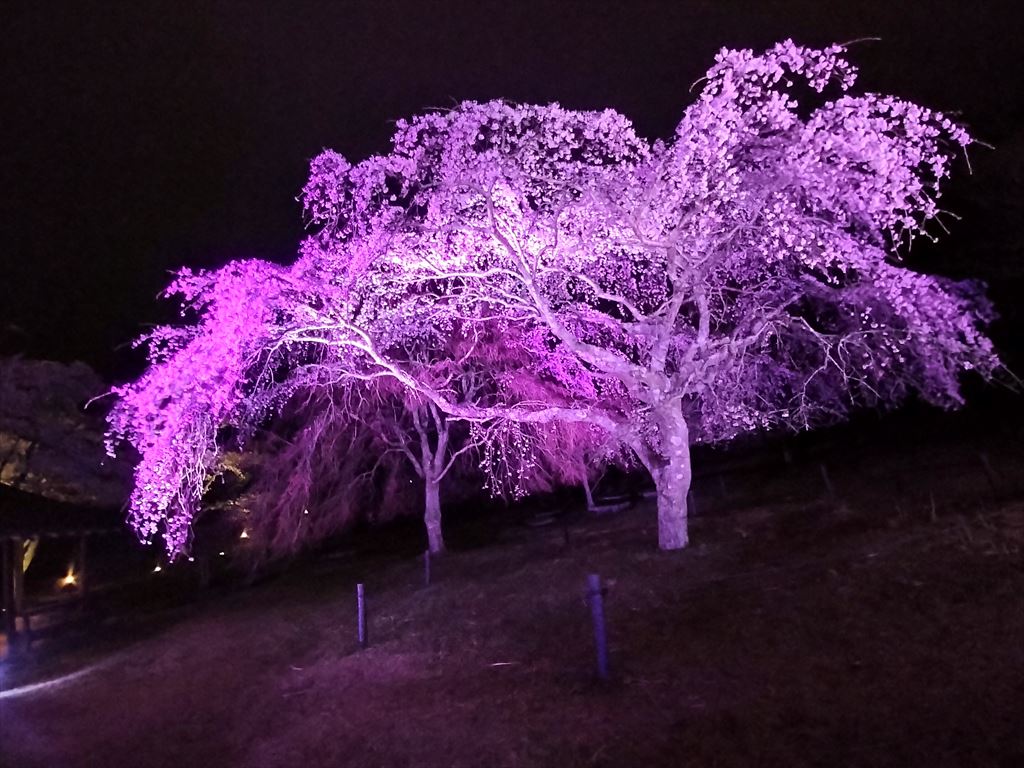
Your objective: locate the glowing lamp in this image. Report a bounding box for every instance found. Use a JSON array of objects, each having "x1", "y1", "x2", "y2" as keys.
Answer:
[{"x1": 59, "y1": 566, "x2": 77, "y2": 588}]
